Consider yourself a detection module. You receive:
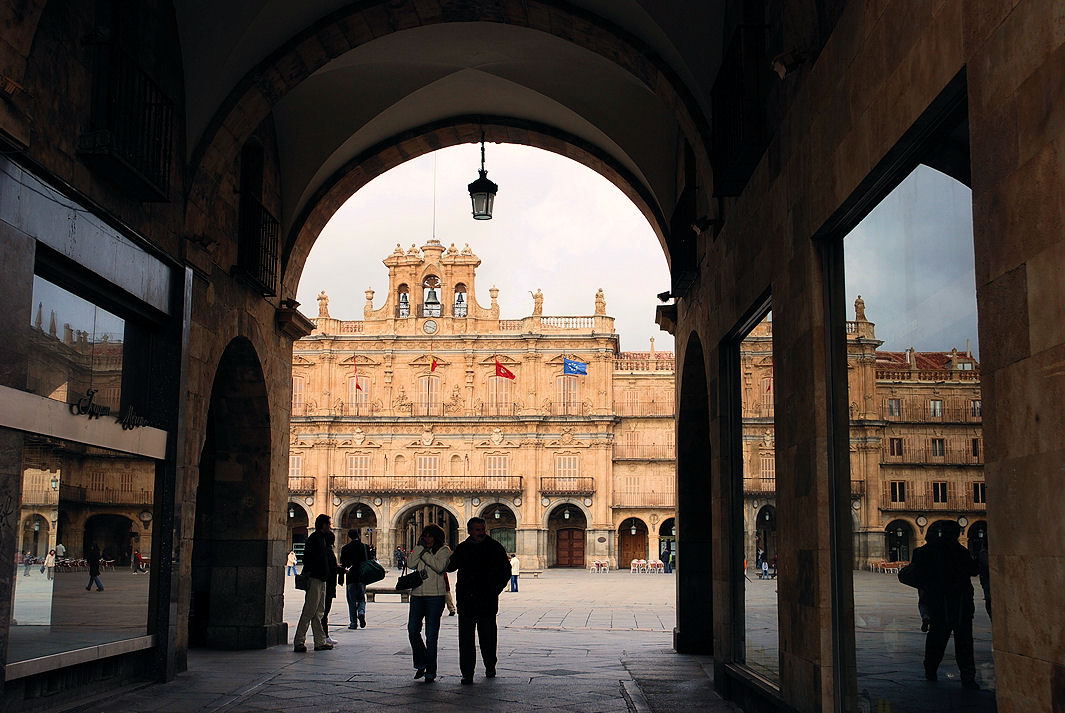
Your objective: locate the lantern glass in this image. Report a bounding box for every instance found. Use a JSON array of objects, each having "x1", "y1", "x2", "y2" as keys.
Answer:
[
  {"x1": 629, "y1": 523, "x2": 637, "y2": 536},
  {"x1": 494, "y1": 509, "x2": 501, "y2": 519},
  {"x1": 356, "y1": 508, "x2": 363, "y2": 519},
  {"x1": 563, "y1": 509, "x2": 570, "y2": 520}
]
